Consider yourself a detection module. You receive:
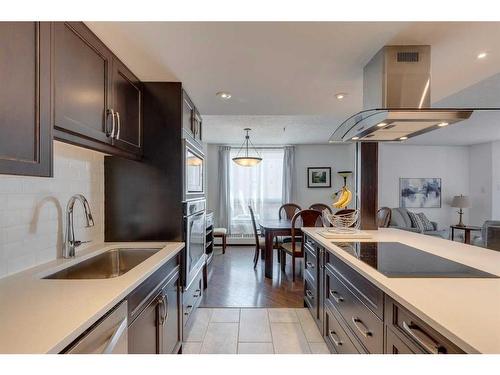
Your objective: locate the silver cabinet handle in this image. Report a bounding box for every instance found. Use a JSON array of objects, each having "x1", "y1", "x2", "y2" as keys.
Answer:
[
  {"x1": 305, "y1": 289, "x2": 314, "y2": 299},
  {"x1": 157, "y1": 294, "x2": 168, "y2": 326},
  {"x1": 102, "y1": 317, "x2": 127, "y2": 354},
  {"x1": 306, "y1": 261, "x2": 314, "y2": 269},
  {"x1": 402, "y1": 321, "x2": 444, "y2": 354},
  {"x1": 328, "y1": 330, "x2": 343, "y2": 347},
  {"x1": 161, "y1": 294, "x2": 168, "y2": 326},
  {"x1": 184, "y1": 305, "x2": 193, "y2": 316},
  {"x1": 106, "y1": 109, "x2": 116, "y2": 138},
  {"x1": 115, "y1": 111, "x2": 121, "y2": 140},
  {"x1": 329, "y1": 290, "x2": 344, "y2": 303},
  {"x1": 351, "y1": 317, "x2": 372, "y2": 338}
]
